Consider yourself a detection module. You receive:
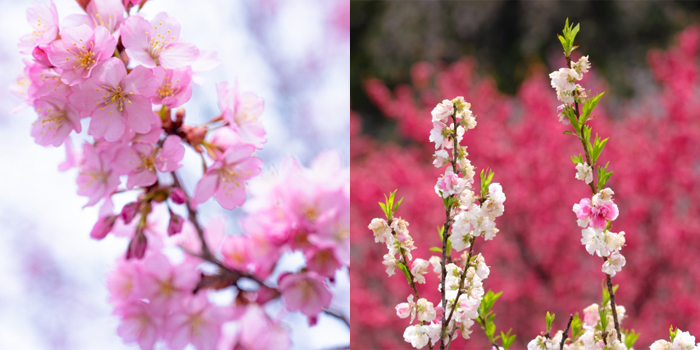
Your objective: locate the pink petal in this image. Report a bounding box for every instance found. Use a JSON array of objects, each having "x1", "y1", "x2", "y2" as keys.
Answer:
[
  {"x1": 123, "y1": 65, "x2": 157, "y2": 97},
  {"x1": 89, "y1": 106, "x2": 126, "y2": 142},
  {"x1": 159, "y1": 42, "x2": 199, "y2": 69},
  {"x1": 91, "y1": 57, "x2": 127, "y2": 87},
  {"x1": 193, "y1": 173, "x2": 219, "y2": 205},
  {"x1": 124, "y1": 95, "x2": 156, "y2": 134}
]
